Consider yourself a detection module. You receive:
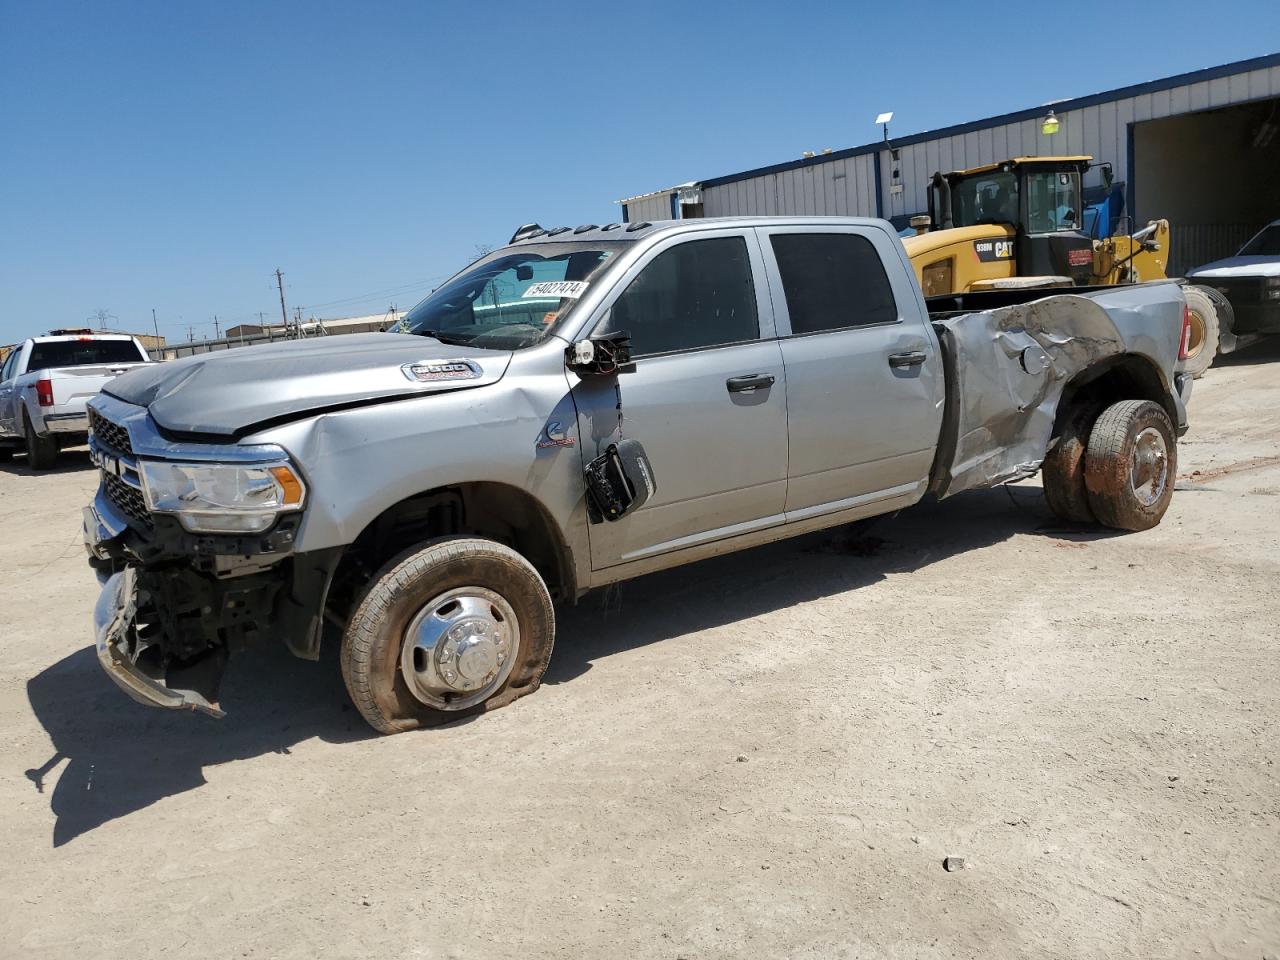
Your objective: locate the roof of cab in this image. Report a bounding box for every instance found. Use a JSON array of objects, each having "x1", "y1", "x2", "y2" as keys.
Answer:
[{"x1": 508, "y1": 216, "x2": 894, "y2": 246}]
